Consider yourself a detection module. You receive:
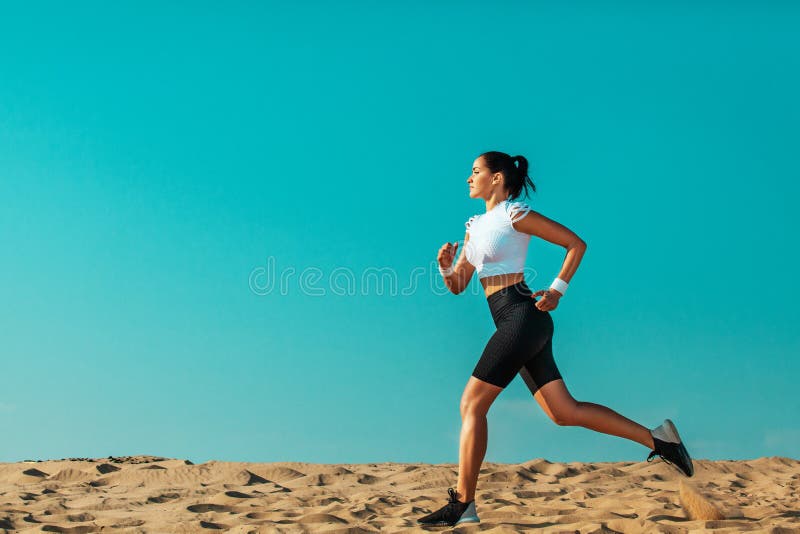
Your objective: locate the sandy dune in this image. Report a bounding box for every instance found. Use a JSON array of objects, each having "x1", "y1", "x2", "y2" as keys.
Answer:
[{"x1": 0, "y1": 455, "x2": 797, "y2": 532}]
